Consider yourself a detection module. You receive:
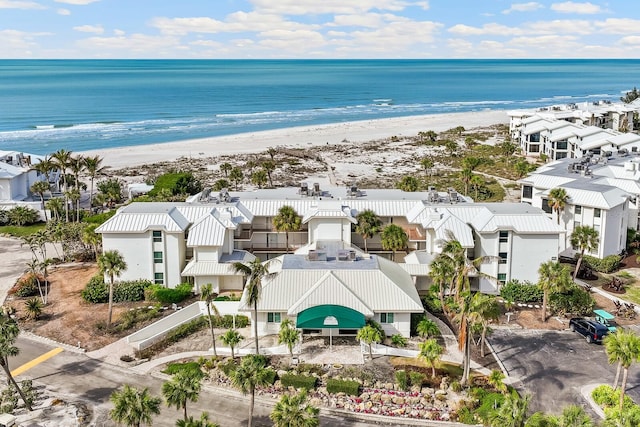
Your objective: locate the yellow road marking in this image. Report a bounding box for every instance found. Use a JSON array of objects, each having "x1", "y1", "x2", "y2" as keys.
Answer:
[{"x1": 11, "y1": 347, "x2": 63, "y2": 377}]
